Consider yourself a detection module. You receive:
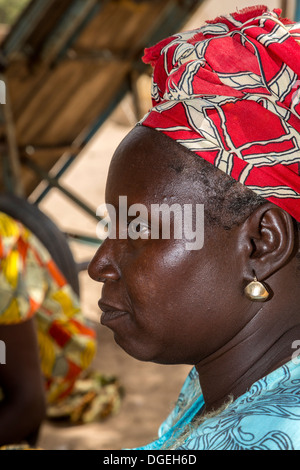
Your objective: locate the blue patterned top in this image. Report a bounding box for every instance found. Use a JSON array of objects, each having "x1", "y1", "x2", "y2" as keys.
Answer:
[{"x1": 134, "y1": 360, "x2": 300, "y2": 450}]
